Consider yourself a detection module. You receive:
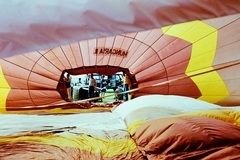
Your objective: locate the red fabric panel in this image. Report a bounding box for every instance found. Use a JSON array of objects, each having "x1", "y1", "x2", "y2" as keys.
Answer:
[
  {"x1": 169, "y1": 78, "x2": 201, "y2": 97},
  {"x1": 137, "y1": 85, "x2": 169, "y2": 95}
]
